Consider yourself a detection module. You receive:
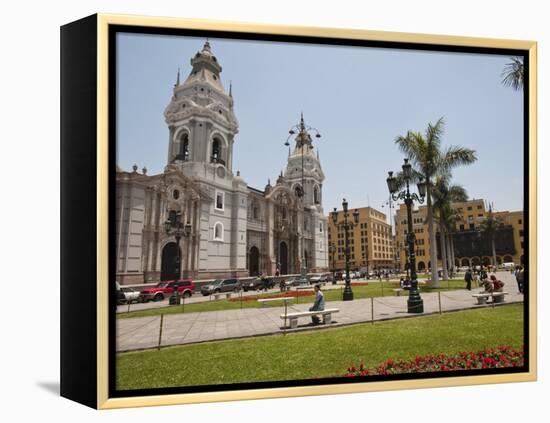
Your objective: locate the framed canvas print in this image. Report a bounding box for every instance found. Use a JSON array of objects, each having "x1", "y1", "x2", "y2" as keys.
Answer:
[{"x1": 60, "y1": 14, "x2": 537, "y2": 409}]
